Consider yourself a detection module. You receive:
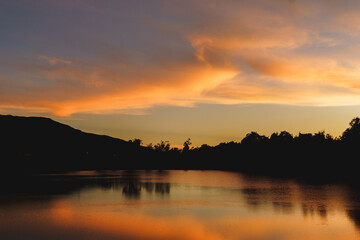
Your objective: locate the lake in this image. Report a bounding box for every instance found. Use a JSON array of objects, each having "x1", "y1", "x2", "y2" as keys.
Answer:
[{"x1": 0, "y1": 170, "x2": 359, "y2": 240}]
